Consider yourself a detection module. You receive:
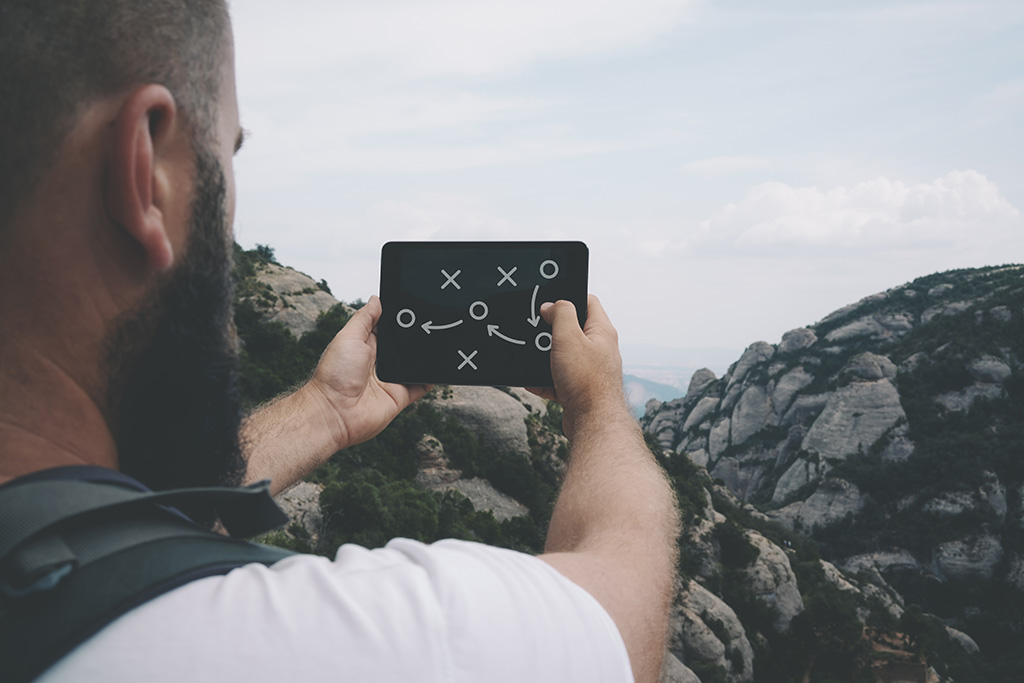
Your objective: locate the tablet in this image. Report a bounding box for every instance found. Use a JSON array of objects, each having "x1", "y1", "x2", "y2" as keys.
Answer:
[{"x1": 377, "y1": 241, "x2": 589, "y2": 387}]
